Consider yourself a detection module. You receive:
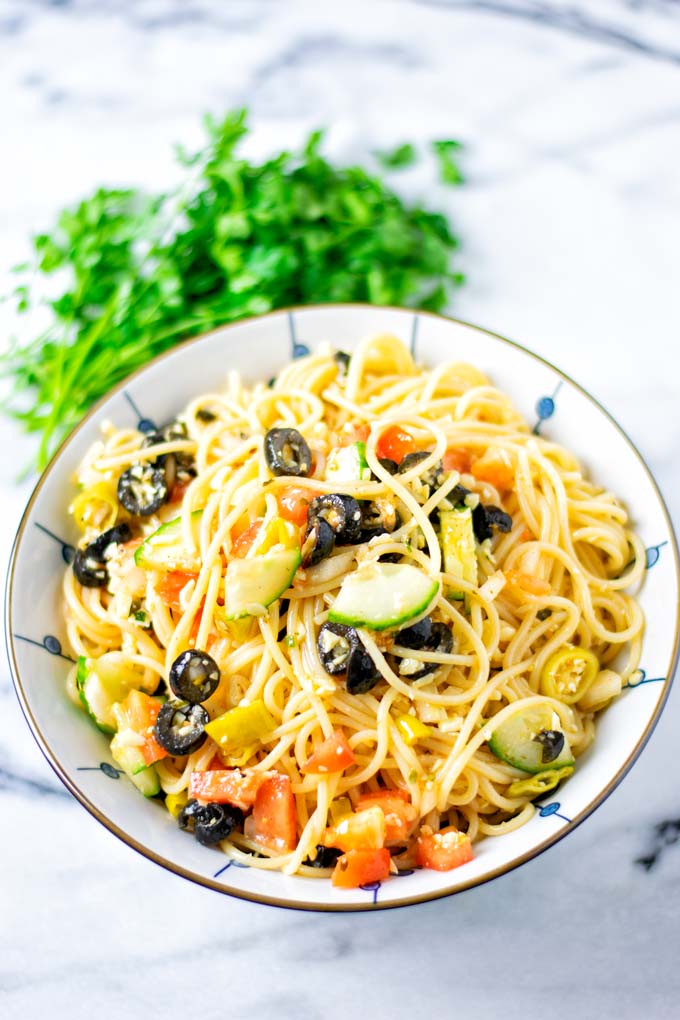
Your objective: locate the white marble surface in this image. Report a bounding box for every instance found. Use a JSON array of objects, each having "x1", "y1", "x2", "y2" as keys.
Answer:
[{"x1": 1, "y1": 1, "x2": 680, "y2": 1016}]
